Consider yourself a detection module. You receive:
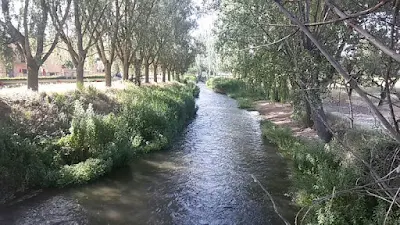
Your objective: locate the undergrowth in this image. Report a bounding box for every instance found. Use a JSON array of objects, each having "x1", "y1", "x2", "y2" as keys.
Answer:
[
  {"x1": 0, "y1": 82, "x2": 198, "y2": 203},
  {"x1": 206, "y1": 77, "x2": 267, "y2": 109},
  {"x1": 261, "y1": 120, "x2": 400, "y2": 225}
]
